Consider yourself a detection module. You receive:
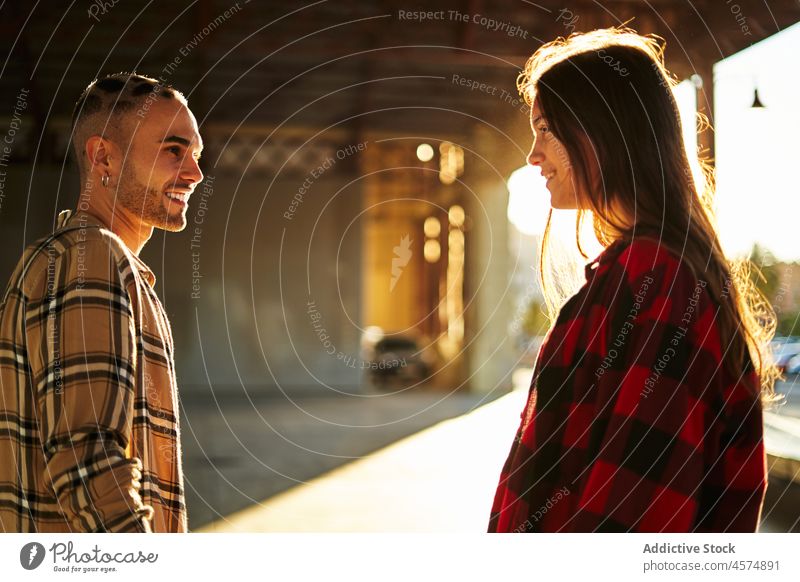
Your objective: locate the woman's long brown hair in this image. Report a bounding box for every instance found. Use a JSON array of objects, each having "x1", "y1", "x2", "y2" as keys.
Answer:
[{"x1": 518, "y1": 27, "x2": 780, "y2": 404}]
